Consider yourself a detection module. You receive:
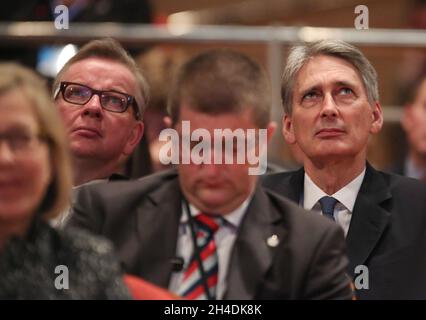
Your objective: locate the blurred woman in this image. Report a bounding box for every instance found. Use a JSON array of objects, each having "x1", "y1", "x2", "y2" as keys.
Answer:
[{"x1": 0, "y1": 62, "x2": 130, "y2": 299}]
